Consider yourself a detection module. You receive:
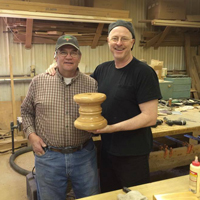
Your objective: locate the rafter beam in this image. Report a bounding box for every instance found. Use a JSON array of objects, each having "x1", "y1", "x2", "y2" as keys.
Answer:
[
  {"x1": 25, "y1": 18, "x2": 33, "y2": 49},
  {"x1": 184, "y1": 34, "x2": 191, "y2": 76},
  {"x1": 91, "y1": 23, "x2": 104, "y2": 49},
  {"x1": 145, "y1": 32, "x2": 162, "y2": 48},
  {"x1": 154, "y1": 26, "x2": 172, "y2": 49}
]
